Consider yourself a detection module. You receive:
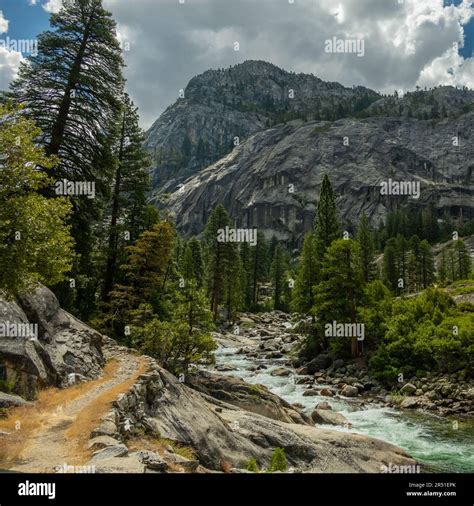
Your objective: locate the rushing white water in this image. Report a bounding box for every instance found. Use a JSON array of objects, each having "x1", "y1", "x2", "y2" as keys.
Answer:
[{"x1": 213, "y1": 346, "x2": 474, "y2": 473}]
